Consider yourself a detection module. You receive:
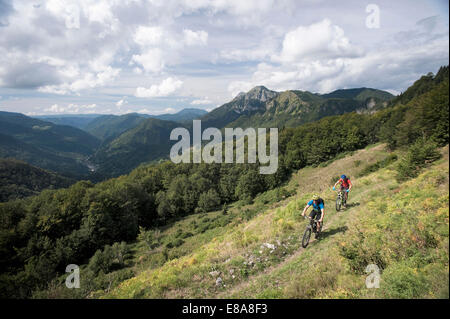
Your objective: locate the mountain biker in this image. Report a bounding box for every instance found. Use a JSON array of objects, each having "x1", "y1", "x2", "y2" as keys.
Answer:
[
  {"x1": 301, "y1": 194, "x2": 325, "y2": 233},
  {"x1": 333, "y1": 175, "x2": 352, "y2": 207}
]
